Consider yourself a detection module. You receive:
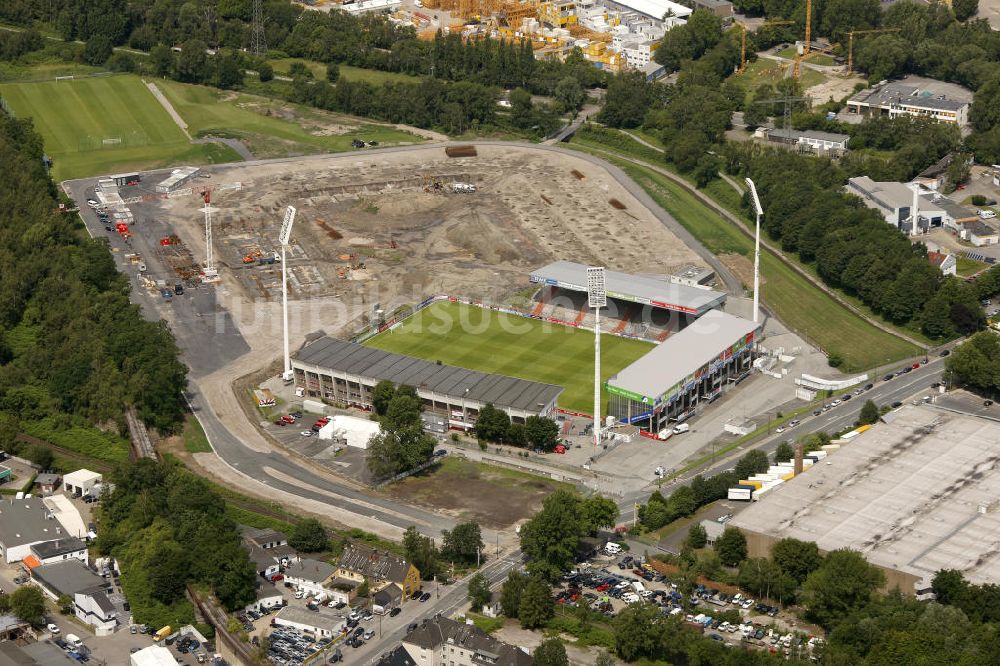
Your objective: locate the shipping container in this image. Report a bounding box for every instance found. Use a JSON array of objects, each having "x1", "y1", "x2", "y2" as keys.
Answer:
[{"x1": 728, "y1": 487, "x2": 753, "y2": 501}]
